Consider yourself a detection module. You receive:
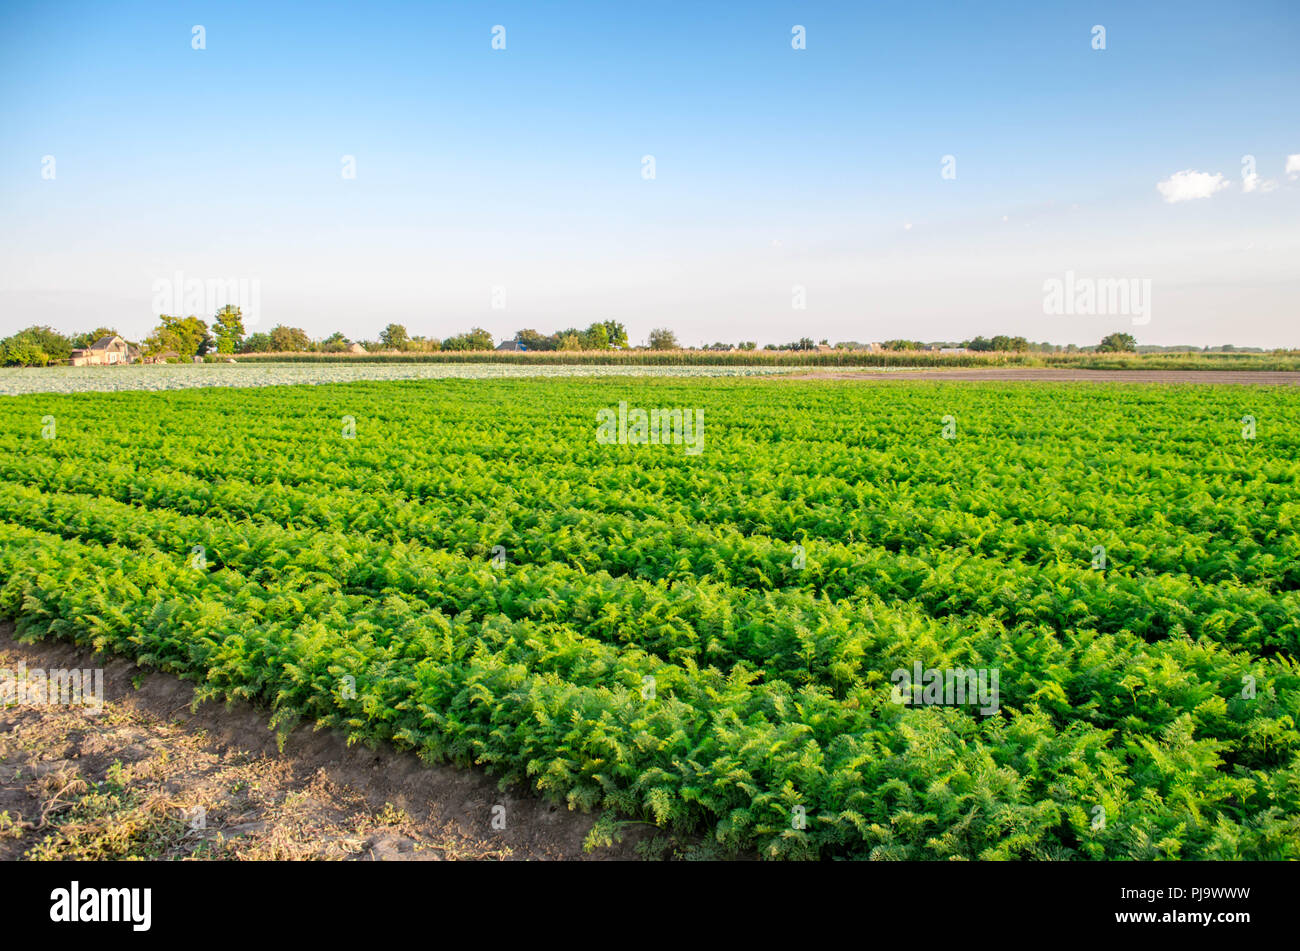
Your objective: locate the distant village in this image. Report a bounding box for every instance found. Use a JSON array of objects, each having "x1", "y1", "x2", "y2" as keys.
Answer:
[
  {"x1": 0, "y1": 313, "x2": 1275, "y2": 368},
  {"x1": 61, "y1": 332, "x2": 973, "y2": 365},
  {"x1": 63, "y1": 333, "x2": 361, "y2": 366}
]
